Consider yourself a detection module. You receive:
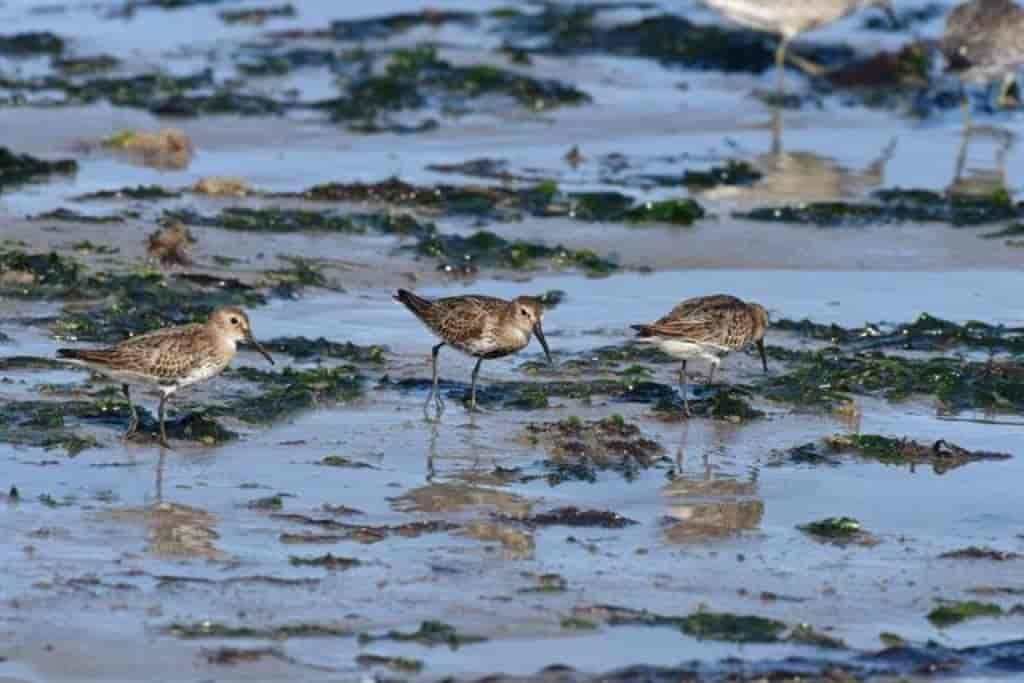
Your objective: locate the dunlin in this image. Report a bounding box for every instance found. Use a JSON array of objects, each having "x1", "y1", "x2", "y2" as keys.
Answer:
[
  {"x1": 942, "y1": 0, "x2": 1024, "y2": 129},
  {"x1": 394, "y1": 289, "x2": 553, "y2": 418},
  {"x1": 631, "y1": 295, "x2": 768, "y2": 416},
  {"x1": 698, "y1": 0, "x2": 893, "y2": 89},
  {"x1": 57, "y1": 306, "x2": 274, "y2": 446}
]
